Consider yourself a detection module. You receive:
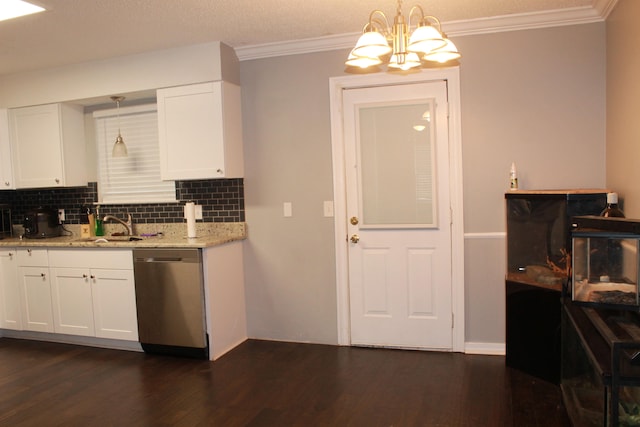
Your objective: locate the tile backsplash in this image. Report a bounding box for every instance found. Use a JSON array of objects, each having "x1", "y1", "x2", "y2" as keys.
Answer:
[{"x1": 0, "y1": 179, "x2": 244, "y2": 226}]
